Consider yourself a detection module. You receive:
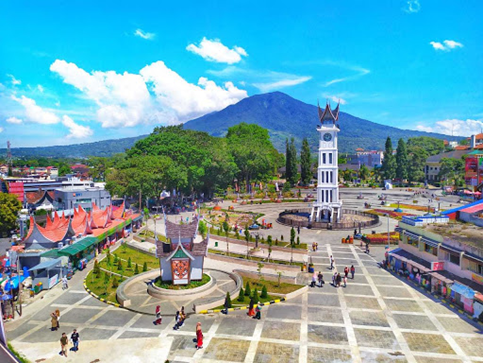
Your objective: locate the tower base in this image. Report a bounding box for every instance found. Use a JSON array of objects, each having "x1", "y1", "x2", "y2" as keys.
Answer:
[{"x1": 310, "y1": 204, "x2": 343, "y2": 223}]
